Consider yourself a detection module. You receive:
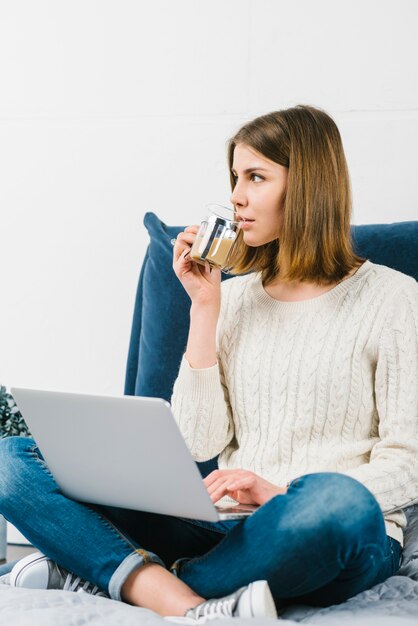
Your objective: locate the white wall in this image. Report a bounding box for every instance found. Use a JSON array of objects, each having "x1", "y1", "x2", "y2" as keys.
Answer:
[{"x1": 1, "y1": 0, "x2": 417, "y2": 397}]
